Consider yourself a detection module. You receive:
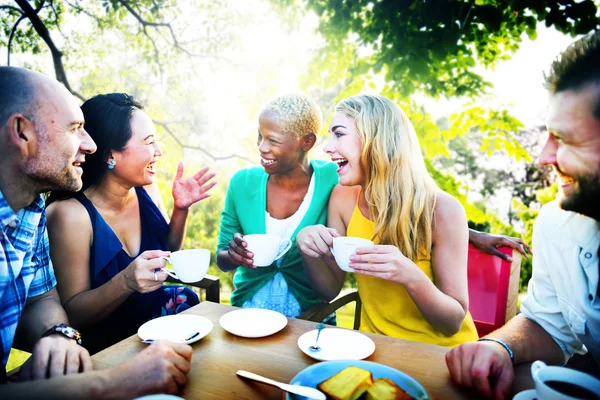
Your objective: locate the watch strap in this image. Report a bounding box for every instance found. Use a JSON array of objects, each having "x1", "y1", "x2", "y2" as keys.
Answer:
[{"x1": 42, "y1": 324, "x2": 82, "y2": 345}]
